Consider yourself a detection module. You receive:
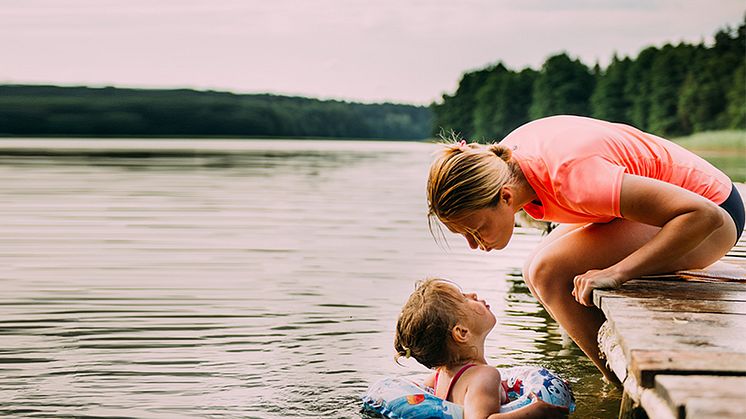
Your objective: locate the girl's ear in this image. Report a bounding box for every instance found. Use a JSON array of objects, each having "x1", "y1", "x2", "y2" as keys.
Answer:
[{"x1": 451, "y1": 324, "x2": 470, "y2": 344}]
